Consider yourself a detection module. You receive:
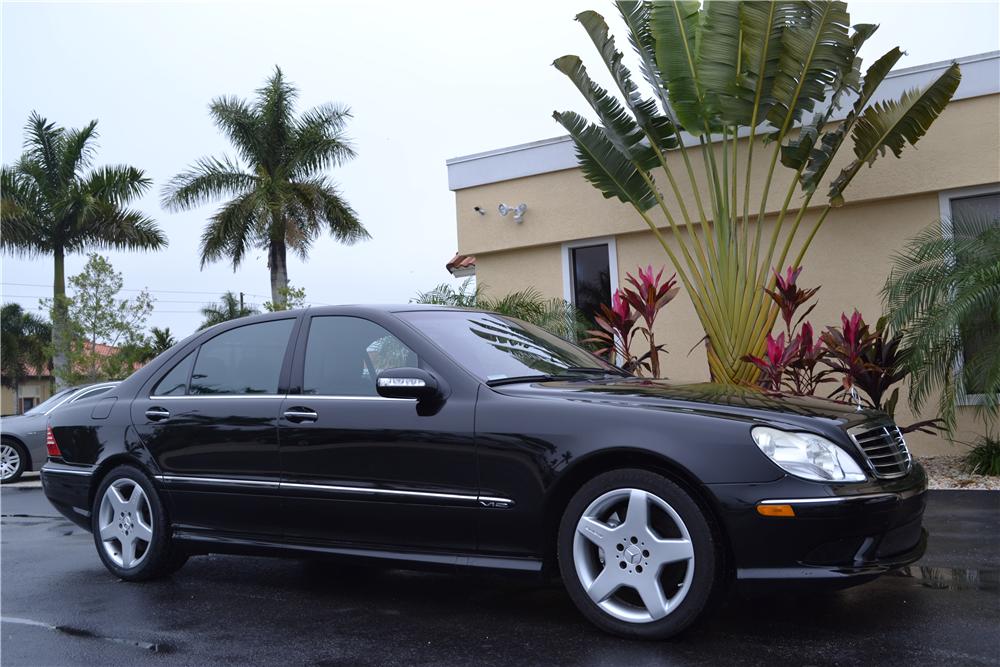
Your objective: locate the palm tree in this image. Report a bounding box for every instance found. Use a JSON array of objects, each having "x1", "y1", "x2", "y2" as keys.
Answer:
[
  {"x1": 163, "y1": 67, "x2": 369, "y2": 309},
  {"x1": 554, "y1": 2, "x2": 960, "y2": 384},
  {"x1": 883, "y1": 213, "x2": 1000, "y2": 432},
  {"x1": 1, "y1": 303, "x2": 52, "y2": 413},
  {"x1": 149, "y1": 327, "x2": 176, "y2": 355},
  {"x1": 199, "y1": 292, "x2": 260, "y2": 330},
  {"x1": 1, "y1": 113, "x2": 165, "y2": 387}
]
